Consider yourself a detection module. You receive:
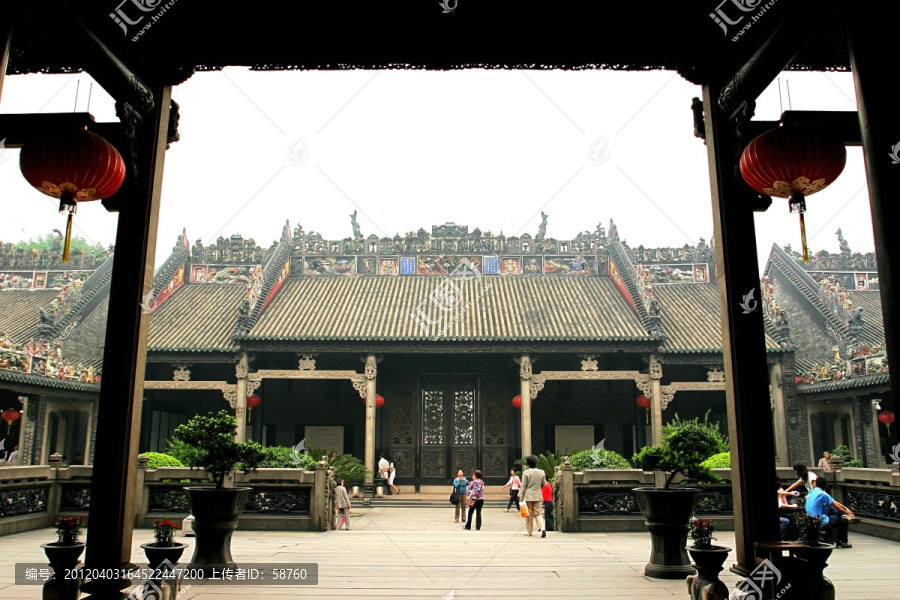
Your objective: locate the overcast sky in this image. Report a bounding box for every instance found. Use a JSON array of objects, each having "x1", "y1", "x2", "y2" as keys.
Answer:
[{"x1": 0, "y1": 68, "x2": 871, "y2": 273}]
